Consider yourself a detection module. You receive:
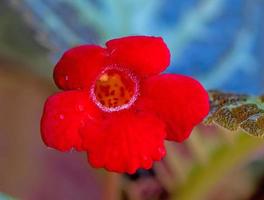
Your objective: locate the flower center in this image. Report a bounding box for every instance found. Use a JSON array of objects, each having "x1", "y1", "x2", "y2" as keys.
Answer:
[{"x1": 91, "y1": 67, "x2": 139, "y2": 112}]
